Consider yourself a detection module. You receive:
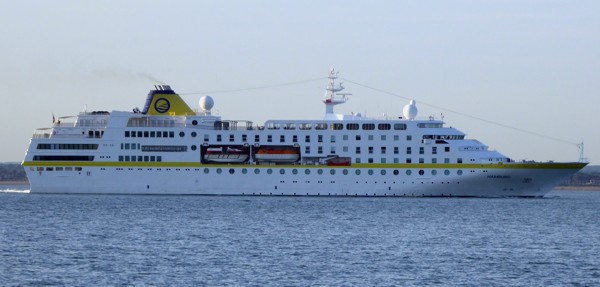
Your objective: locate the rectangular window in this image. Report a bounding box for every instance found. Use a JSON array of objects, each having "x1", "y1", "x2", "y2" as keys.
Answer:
[
  {"x1": 362, "y1": 123, "x2": 375, "y2": 130},
  {"x1": 356, "y1": 135, "x2": 361, "y2": 141},
  {"x1": 394, "y1": 123, "x2": 407, "y2": 130},
  {"x1": 445, "y1": 158, "x2": 450, "y2": 163},
  {"x1": 368, "y1": 146, "x2": 373, "y2": 154},
  {"x1": 157, "y1": 132, "x2": 162, "y2": 138},
  {"x1": 169, "y1": 131, "x2": 174, "y2": 138},
  {"x1": 343, "y1": 146, "x2": 348, "y2": 152},
  {"x1": 150, "y1": 156, "x2": 156, "y2": 162},
  {"x1": 330, "y1": 135, "x2": 335, "y2": 143},
  {"x1": 267, "y1": 135, "x2": 272, "y2": 142},
  {"x1": 445, "y1": 147, "x2": 450, "y2": 152},
  {"x1": 292, "y1": 135, "x2": 298, "y2": 143},
  {"x1": 305, "y1": 146, "x2": 310, "y2": 154},
  {"x1": 378, "y1": 123, "x2": 391, "y2": 130},
  {"x1": 131, "y1": 131, "x2": 136, "y2": 138},
  {"x1": 137, "y1": 131, "x2": 143, "y2": 137},
  {"x1": 125, "y1": 131, "x2": 130, "y2": 137},
  {"x1": 144, "y1": 131, "x2": 149, "y2": 138},
  {"x1": 406, "y1": 158, "x2": 412, "y2": 163},
  {"x1": 394, "y1": 158, "x2": 399, "y2": 163},
  {"x1": 368, "y1": 135, "x2": 374, "y2": 141},
  {"x1": 230, "y1": 134, "x2": 235, "y2": 142},
  {"x1": 406, "y1": 147, "x2": 412, "y2": 154},
  {"x1": 125, "y1": 143, "x2": 130, "y2": 150},
  {"x1": 242, "y1": 134, "x2": 247, "y2": 142},
  {"x1": 394, "y1": 135, "x2": 399, "y2": 141},
  {"x1": 119, "y1": 156, "x2": 123, "y2": 162},
  {"x1": 318, "y1": 146, "x2": 323, "y2": 154},
  {"x1": 138, "y1": 156, "x2": 143, "y2": 162},
  {"x1": 125, "y1": 156, "x2": 130, "y2": 161},
  {"x1": 280, "y1": 135, "x2": 285, "y2": 143},
  {"x1": 381, "y1": 158, "x2": 386, "y2": 163},
  {"x1": 394, "y1": 147, "x2": 399, "y2": 154},
  {"x1": 331, "y1": 147, "x2": 336, "y2": 154},
  {"x1": 457, "y1": 158, "x2": 463, "y2": 164},
  {"x1": 381, "y1": 135, "x2": 386, "y2": 141},
  {"x1": 419, "y1": 158, "x2": 424, "y2": 163},
  {"x1": 163, "y1": 131, "x2": 169, "y2": 138},
  {"x1": 407, "y1": 135, "x2": 412, "y2": 141},
  {"x1": 157, "y1": 156, "x2": 162, "y2": 162},
  {"x1": 368, "y1": 158, "x2": 374, "y2": 163},
  {"x1": 381, "y1": 147, "x2": 386, "y2": 154},
  {"x1": 318, "y1": 135, "x2": 323, "y2": 143},
  {"x1": 419, "y1": 147, "x2": 424, "y2": 154},
  {"x1": 343, "y1": 135, "x2": 348, "y2": 141},
  {"x1": 217, "y1": 135, "x2": 222, "y2": 142},
  {"x1": 346, "y1": 123, "x2": 359, "y2": 130},
  {"x1": 432, "y1": 158, "x2": 437, "y2": 163},
  {"x1": 144, "y1": 156, "x2": 149, "y2": 162},
  {"x1": 255, "y1": 135, "x2": 260, "y2": 142},
  {"x1": 305, "y1": 135, "x2": 310, "y2": 143},
  {"x1": 356, "y1": 158, "x2": 361, "y2": 163},
  {"x1": 356, "y1": 147, "x2": 361, "y2": 154},
  {"x1": 432, "y1": 147, "x2": 437, "y2": 154},
  {"x1": 150, "y1": 131, "x2": 156, "y2": 137}
]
